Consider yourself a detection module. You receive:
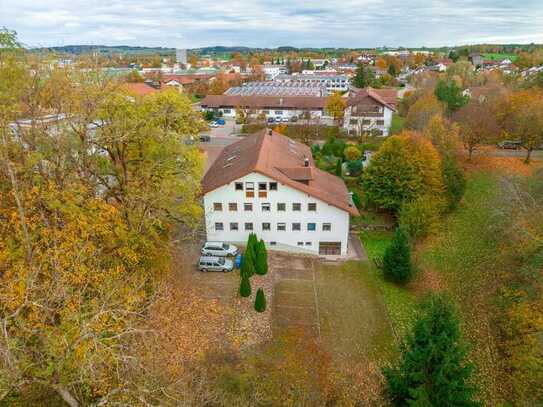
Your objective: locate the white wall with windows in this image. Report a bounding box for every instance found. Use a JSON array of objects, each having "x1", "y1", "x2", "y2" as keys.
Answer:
[
  {"x1": 203, "y1": 172, "x2": 350, "y2": 255},
  {"x1": 343, "y1": 105, "x2": 393, "y2": 136}
]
